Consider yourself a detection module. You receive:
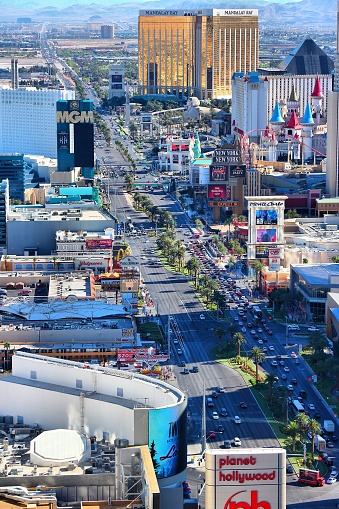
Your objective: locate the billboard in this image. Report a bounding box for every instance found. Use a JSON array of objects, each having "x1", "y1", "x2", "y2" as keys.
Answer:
[
  {"x1": 205, "y1": 448, "x2": 286, "y2": 509},
  {"x1": 117, "y1": 348, "x2": 151, "y2": 362},
  {"x1": 111, "y1": 74, "x2": 123, "y2": 82},
  {"x1": 256, "y1": 210, "x2": 278, "y2": 225},
  {"x1": 208, "y1": 184, "x2": 227, "y2": 200},
  {"x1": 58, "y1": 132, "x2": 69, "y2": 150},
  {"x1": 85, "y1": 238, "x2": 113, "y2": 250},
  {"x1": 148, "y1": 403, "x2": 187, "y2": 479},
  {"x1": 210, "y1": 165, "x2": 228, "y2": 182},
  {"x1": 74, "y1": 123, "x2": 94, "y2": 167},
  {"x1": 256, "y1": 229, "x2": 277, "y2": 243},
  {"x1": 229, "y1": 164, "x2": 246, "y2": 178}
]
